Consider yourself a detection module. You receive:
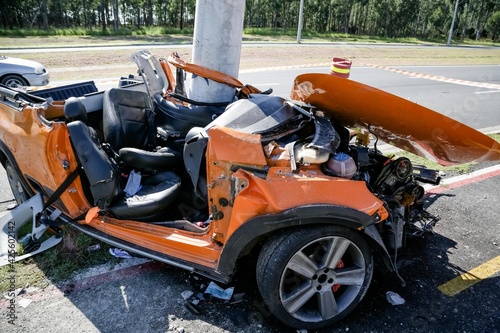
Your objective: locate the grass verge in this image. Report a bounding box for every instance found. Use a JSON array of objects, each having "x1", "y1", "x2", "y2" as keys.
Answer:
[
  {"x1": 2, "y1": 26, "x2": 498, "y2": 47},
  {"x1": 0, "y1": 27, "x2": 194, "y2": 37},
  {"x1": 0, "y1": 227, "x2": 118, "y2": 293}
]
